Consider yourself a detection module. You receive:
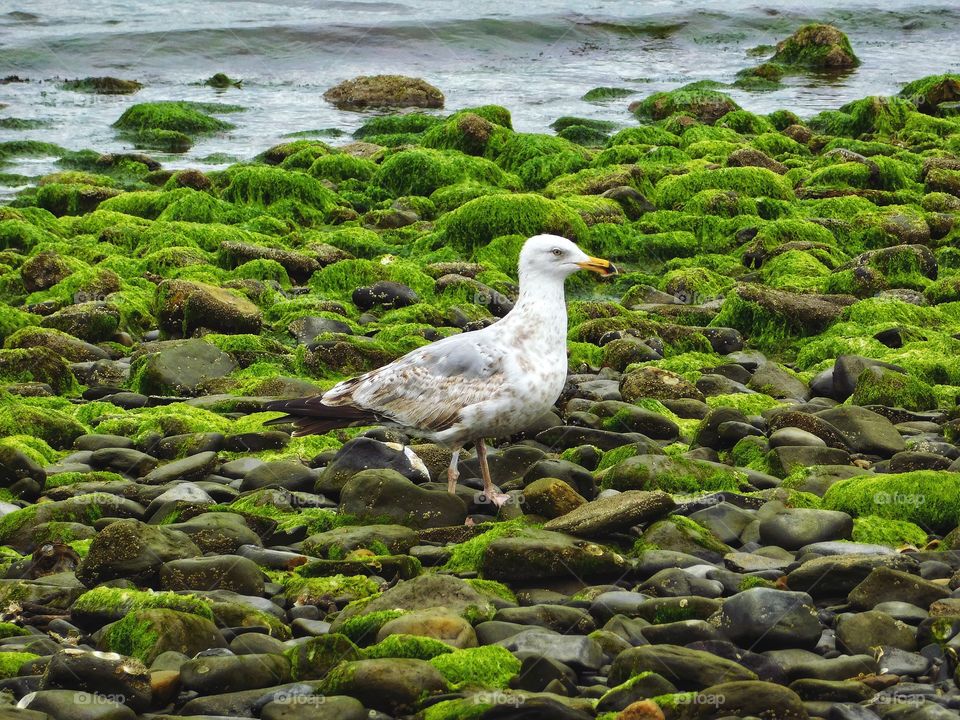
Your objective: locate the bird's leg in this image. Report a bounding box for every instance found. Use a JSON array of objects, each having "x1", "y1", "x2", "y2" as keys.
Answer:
[
  {"x1": 447, "y1": 445, "x2": 461, "y2": 494},
  {"x1": 476, "y1": 438, "x2": 510, "y2": 508}
]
